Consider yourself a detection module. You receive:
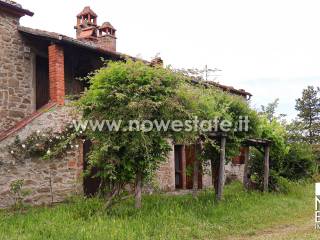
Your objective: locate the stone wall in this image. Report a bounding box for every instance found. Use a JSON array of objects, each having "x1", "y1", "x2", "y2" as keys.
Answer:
[
  {"x1": 225, "y1": 162, "x2": 244, "y2": 183},
  {"x1": 202, "y1": 162, "x2": 213, "y2": 188},
  {"x1": 0, "y1": 10, "x2": 34, "y2": 133},
  {"x1": 0, "y1": 105, "x2": 82, "y2": 208},
  {"x1": 155, "y1": 142, "x2": 175, "y2": 191}
]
